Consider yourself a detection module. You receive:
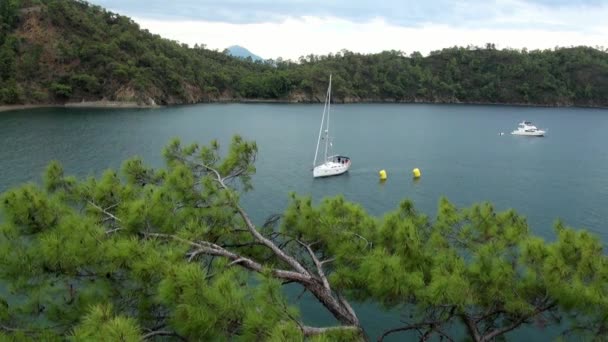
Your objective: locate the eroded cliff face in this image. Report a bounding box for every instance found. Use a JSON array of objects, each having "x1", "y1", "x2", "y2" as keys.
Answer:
[{"x1": 3, "y1": 3, "x2": 240, "y2": 106}]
